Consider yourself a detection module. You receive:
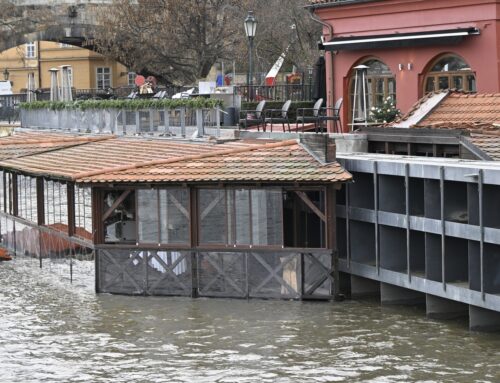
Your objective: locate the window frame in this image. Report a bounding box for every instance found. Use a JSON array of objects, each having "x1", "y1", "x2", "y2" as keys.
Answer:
[
  {"x1": 96, "y1": 67, "x2": 112, "y2": 90},
  {"x1": 423, "y1": 54, "x2": 476, "y2": 94},
  {"x1": 25, "y1": 42, "x2": 36, "y2": 59}
]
